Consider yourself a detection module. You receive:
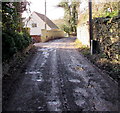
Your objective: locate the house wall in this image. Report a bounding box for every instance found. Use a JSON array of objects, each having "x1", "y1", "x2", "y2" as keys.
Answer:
[
  {"x1": 77, "y1": 23, "x2": 90, "y2": 47},
  {"x1": 77, "y1": 5, "x2": 90, "y2": 47},
  {"x1": 25, "y1": 12, "x2": 51, "y2": 36}
]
